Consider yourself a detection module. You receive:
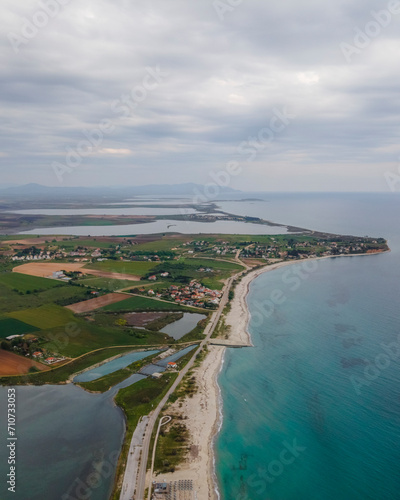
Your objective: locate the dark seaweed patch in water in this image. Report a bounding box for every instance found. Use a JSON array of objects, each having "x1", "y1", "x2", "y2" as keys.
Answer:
[
  {"x1": 340, "y1": 358, "x2": 367, "y2": 369},
  {"x1": 335, "y1": 323, "x2": 357, "y2": 334},
  {"x1": 342, "y1": 337, "x2": 363, "y2": 348},
  {"x1": 307, "y1": 392, "x2": 325, "y2": 435},
  {"x1": 327, "y1": 288, "x2": 350, "y2": 307}
]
